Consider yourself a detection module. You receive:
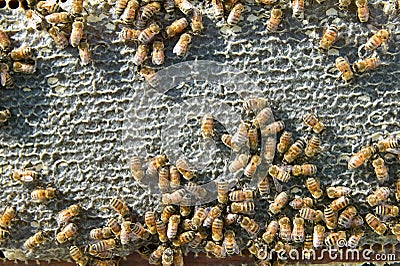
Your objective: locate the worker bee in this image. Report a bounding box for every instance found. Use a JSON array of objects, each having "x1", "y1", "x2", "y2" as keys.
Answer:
[
  {"x1": 376, "y1": 136, "x2": 399, "y2": 152},
  {"x1": 191, "y1": 8, "x2": 203, "y2": 35},
  {"x1": 292, "y1": 164, "x2": 317, "y2": 176},
  {"x1": 174, "y1": 0, "x2": 194, "y2": 14},
  {"x1": 23, "y1": 231, "x2": 46, "y2": 250},
  {"x1": 305, "y1": 178, "x2": 323, "y2": 199},
  {"x1": 231, "y1": 201, "x2": 255, "y2": 214},
  {"x1": 11, "y1": 169, "x2": 37, "y2": 183},
  {"x1": 364, "y1": 29, "x2": 390, "y2": 52},
  {"x1": 31, "y1": 187, "x2": 56, "y2": 202},
  {"x1": 263, "y1": 136, "x2": 276, "y2": 164},
  {"x1": 181, "y1": 219, "x2": 195, "y2": 231},
  {"x1": 396, "y1": 178, "x2": 400, "y2": 201},
  {"x1": 57, "y1": 204, "x2": 80, "y2": 225},
  {"x1": 229, "y1": 189, "x2": 253, "y2": 202},
  {"x1": 278, "y1": 217, "x2": 292, "y2": 242},
  {"x1": 355, "y1": 0, "x2": 369, "y2": 22},
  {"x1": 338, "y1": 0, "x2": 351, "y2": 9},
  {"x1": 90, "y1": 227, "x2": 113, "y2": 240},
  {"x1": 277, "y1": 131, "x2": 292, "y2": 154},
  {"x1": 366, "y1": 187, "x2": 390, "y2": 206},
  {"x1": 347, "y1": 229, "x2": 364, "y2": 249},
  {"x1": 140, "y1": 1, "x2": 160, "y2": 21},
  {"x1": 188, "y1": 230, "x2": 207, "y2": 248},
  {"x1": 226, "y1": 3, "x2": 244, "y2": 25},
  {"x1": 107, "y1": 218, "x2": 121, "y2": 238},
  {"x1": 56, "y1": 223, "x2": 78, "y2": 243},
  {"x1": 247, "y1": 240, "x2": 268, "y2": 260},
  {"x1": 348, "y1": 145, "x2": 376, "y2": 170},
  {"x1": 240, "y1": 216, "x2": 260, "y2": 237},
  {"x1": 268, "y1": 165, "x2": 291, "y2": 183},
  {"x1": 167, "y1": 215, "x2": 180, "y2": 239},
  {"x1": 375, "y1": 204, "x2": 399, "y2": 218},
  {"x1": 133, "y1": 44, "x2": 149, "y2": 66},
  {"x1": 1, "y1": 69, "x2": 14, "y2": 88},
  {"x1": 221, "y1": 230, "x2": 238, "y2": 255},
  {"x1": 144, "y1": 211, "x2": 157, "y2": 235},
  {"x1": 292, "y1": 0, "x2": 304, "y2": 18},
  {"x1": 261, "y1": 121, "x2": 285, "y2": 136},
  {"x1": 0, "y1": 109, "x2": 10, "y2": 123},
  {"x1": 303, "y1": 234, "x2": 314, "y2": 260},
  {"x1": 173, "y1": 33, "x2": 191, "y2": 57},
  {"x1": 161, "y1": 247, "x2": 174, "y2": 265},
  {"x1": 176, "y1": 158, "x2": 194, "y2": 180},
  {"x1": 138, "y1": 23, "x2": 160, "y2": 44},
  {"x1": 115, "y1": 0, "x2": 128, "y2": 16},
  {"x1": 313, "y1": 224, "x2": 325, "y2": 249},
  {"x1": 109, "y1": 198, "x2": 130, "y2": 218},
  {"x1": 149, "y1": 245, "x2": 164, "y2": 265},
  {"x1": 372, "y1": 157, "x2": 389, "y2": 183},
  {"x1": 120, "y1": 221, "x2": 134, "y2": 245},
  {"x1": 284, "y1": 139, "x2": 305, "y2": 163},
  {"x1": 36, "y1": 0, "x2": 61, "y2": 15},
  {"x1": 205, "y1": 241, "x2": 226, "y2": 258},
  {"x1": 253, "y1": 108, "x2": 273, "y2": 129},
  {"x1": 172, "y1": 230, "x2": 196, "y2": 247},
  {"x1": 70, "y1": 246, "x2": 89, "y2": 266},
  {"x1": 120, "y1": 27, "x2": 140, "y2": 42},
  {"x1": 88, "y1": 238, "x2": 116, "y2": 254},
  {"x1": 326, "y1": 186, "x2": 351, "y2": 198},
  {"x1": 244, "y1": 155, "x2": 261, "y2": 178},
  {"x1": 305, "y1": 135, "x2": 321, "y2": 158},
  {"x1": 350, "y1": 215, "x2": 364, "y2": 228},
  {"x1": 161, "y1": 205, "x2": 176, "y2": 224},
  {"x1": 70, "y1": 19, "x2": 85, "y2": 48},
  {"x1": 338, "y1": 206, "x2": 357, "y2": 228},
  {"x1": 258, "y1": 173, "x2": 270, "y2": 197},
  {"x1": 269, "y1": 191, "x2": 288, "y2": 214},
  {"x1": 78, "y1": 41, "x2": 91, "y2": 66},
  {"x1": 325, "y1": 231, "x2": 346, "y2": 248},
  {"x1": 365, "y1": 213, "x2": 387, "y2": 235},
  {"x1": 166, "y1": 18, "x2": 188, "y2": 38},
  {"x1": 180, "y1": 195, "x2": 191, "y2": 217},
  {"x1": 13, "y1": 62, "x2": 35, "y2": 74},
  {"x1": 0, "y1": 29, "x2": 11, "y2": 52},
  {"x1": 173, "y1": 248, "x2": 184, "y2": 266},
  {"x1": 45, "y1": 12, "x2": 70, "y2": 24},
  {"x1": 48, "y1": 26, "x2": 69, "y2": 49},
  {"x1": 216, "y1": 181, "x2": 229, "y2": 204},
  {"x1": 267, "y1": 7, "x2": 283, "y2": 32},
  {"x1": 191, "y1": 207, "x2": 207, "y2": 228},
  {"x1": 211, "y1": 0, "x2": 224, "y2": 20},
  {"x1": 336, "y1": 56, "x2": 354, "y2": 82},
  {"x1": 203, "y1": 205, "x2": 222, "y2": 227},
  {"x1": 319, "y1": 24, "x2": 339, "y2": 52},
  {"x1": 156, "y1": 220, "x2": 168, "y2": 242},
  {"x1": 169, "y1": 166, "x2": 181, "y2": 190},
  {"x1": 211, "y1": 218, "x2": 223, "y2": 242},
  {"x1": 129, "y1": 156, "x2": 144, "y2": 182},
  {"x1": 289, "y1": 197, "x2": 313, "y2": 210},
  {"x1": 324, "y1": 206, "x2": 337, "y2": 230},
  {"x1": 10, "y1": 47, "x2": 34, "y2": 61},
  {"x1": 228, "y1": 154, "x2": 249, "y2": 174},
  {"x1": 158, "y1": 167, "x2": 170, "y2": 193},
  {"x1": 262, "y1": 220, "x2": 278, "y2": 244},
  {"x1": 243, "y1": 98, "x2": 267, "y2": 116},
  {"x1": 292, "y1": 217, "x2": 305, "y2": 243},
  {"x1": 201, "y1": 113, "x2": 213, "y2": 139},
  {"x1": 299, "y1": 207, "x2": 323, "y2": 222},
  {"x1": 162, "y1": 188, "x2": 185, "y2": 205},
  {"x1": 330, "y1": 196, "x2": 350, "y2": 212},
  {"x1": 232, "y1": 123, "x2": 250, "y2": 152},
  {"x1": 151, "y1": 40, "x2": 165, "y2": 66},
  {"x1": 353, "y1": 57, "x2": 380, "y2": 74},
  {"x1": 224, "y1": 213, "x2": 239, "y2": 226},
  {"x1": 303, "y1": 113, "x2": 325, "y2": 134},
  {"x1": 186, "y1": 182, "x2": 208, "y2": 199},
  {"x1": 72, "y1": 0, "x2": 84, "y2": 15}
]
